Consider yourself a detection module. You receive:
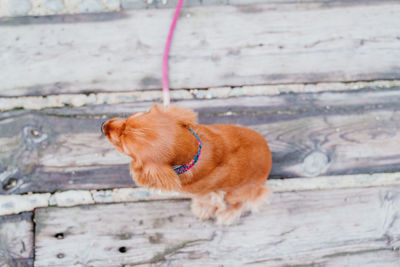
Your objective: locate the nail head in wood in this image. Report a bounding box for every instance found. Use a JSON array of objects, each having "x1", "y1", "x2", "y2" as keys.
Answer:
[
  {"x1": 56, "y1": 253, "x2": 65, "y2": 259},
  {"x1": 55, "y1": 233, "x2": 64, "y2": 239},
  {"x1": 118, "y1": 247, "x2": 127, "y2": 253}
]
